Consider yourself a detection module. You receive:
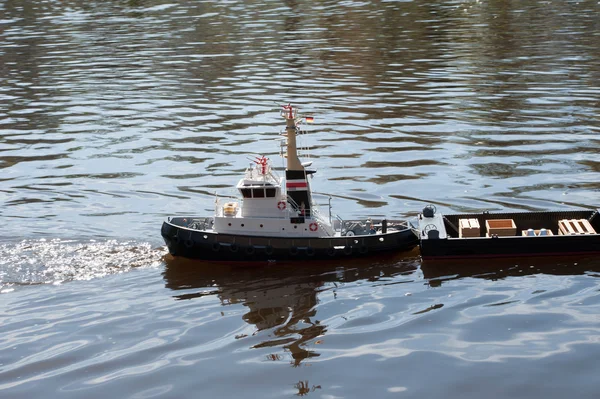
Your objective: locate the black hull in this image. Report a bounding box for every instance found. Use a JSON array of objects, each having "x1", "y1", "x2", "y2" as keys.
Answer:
[
  {"x1": 161, "y1": 219, "x2": 418, "y2": 262},
  {"x1": 420, "y1": 209, "x2": 600, "y2": 259}
]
